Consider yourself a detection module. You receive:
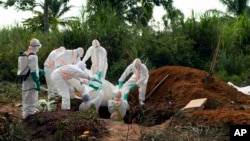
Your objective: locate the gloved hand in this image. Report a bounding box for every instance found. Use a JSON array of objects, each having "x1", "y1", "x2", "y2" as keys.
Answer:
[
  {"x1": 129, "y1": 84, "x2": 138, "y2": 91},
  {"x1": 97, "y1": 71, "x2": 103, "y2": 80},
  {"x1": 118, "y1": 81, "x2": 123, "y2": 89},
  {"x1": 89, "y1": 76, "x2": 102, "y2": 84},
  {"x1": 39, "y1": 69, "x2": 45, "y2": 75},
  {"x1": 31, "y1": 72, "x2": 40, "y2": 91},
  {"x1": 88, "y1": 81, "x2": 101, "y2": 91},
  {"x1": 123, "y1": 93, "x2": 129, "y2": 100}
]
